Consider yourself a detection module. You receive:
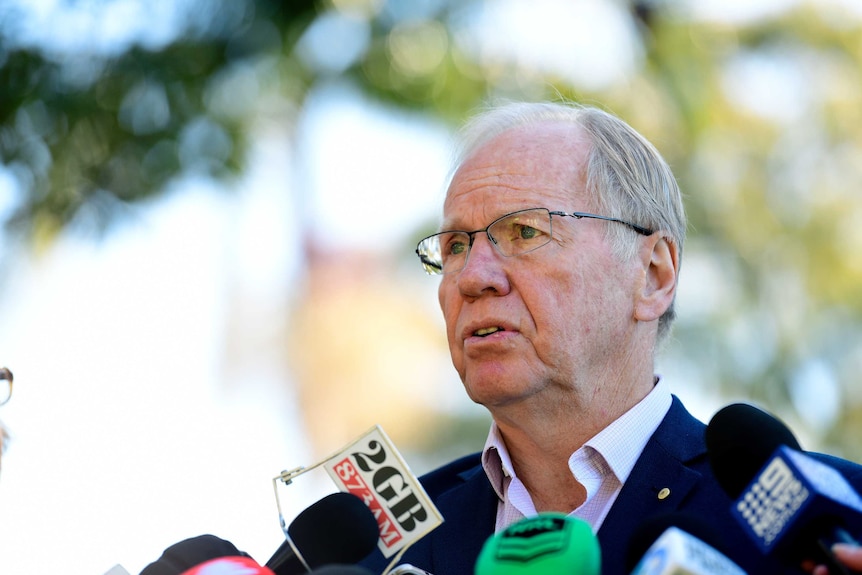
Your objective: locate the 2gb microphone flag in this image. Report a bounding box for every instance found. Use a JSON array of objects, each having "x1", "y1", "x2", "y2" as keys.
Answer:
[{"x1": 323, "y1": 425, "x2": 443, "y2": 559}]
